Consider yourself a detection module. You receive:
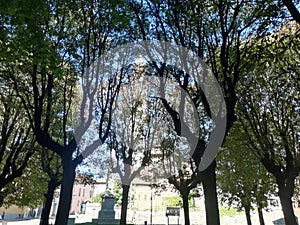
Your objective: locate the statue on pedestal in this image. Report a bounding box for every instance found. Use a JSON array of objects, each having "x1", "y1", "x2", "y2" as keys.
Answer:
[{"x1": 92, "y1": 189, "x2": 120, "y2": 225}]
